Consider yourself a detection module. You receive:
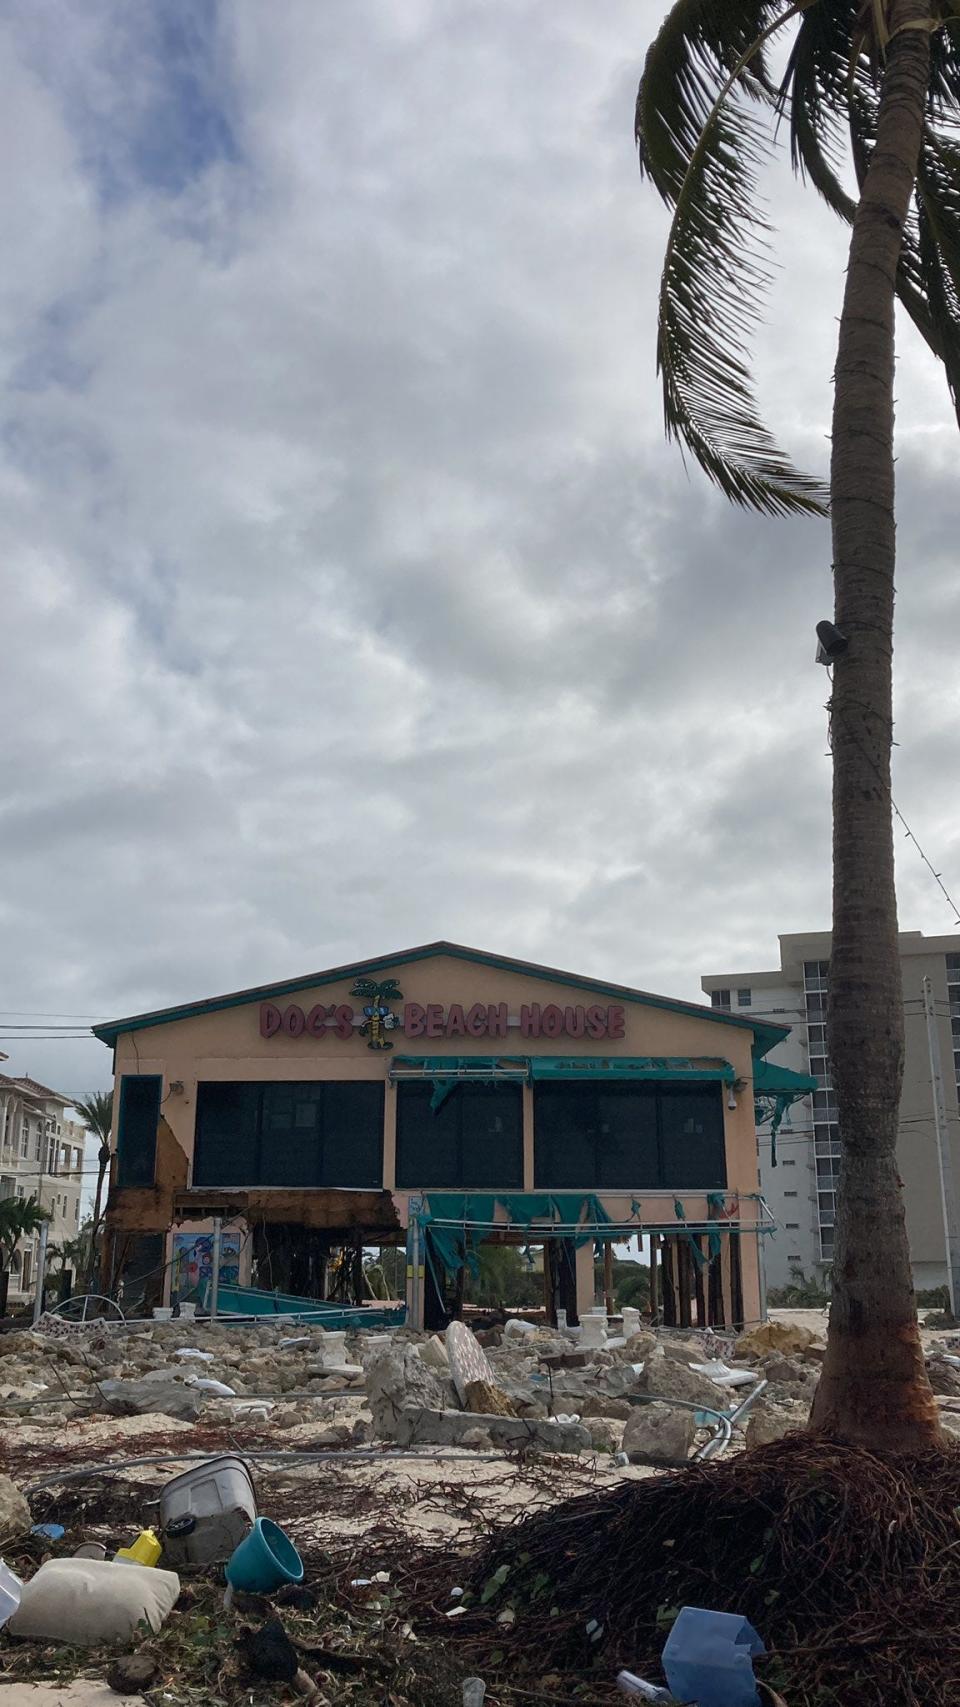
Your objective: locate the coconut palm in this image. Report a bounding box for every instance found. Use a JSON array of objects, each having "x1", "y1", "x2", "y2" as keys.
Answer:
[
  {"x1": 0, "y1": 1197, "x2": 50, "y2": 1303},
  {"x1": 637, "y1": 0, "x2": 960, "y2": 1447},
  {"x1": 73, "y1": 1091, "x2": 113, "y2": 1290}
]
